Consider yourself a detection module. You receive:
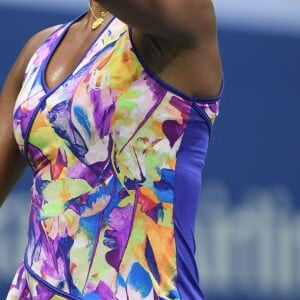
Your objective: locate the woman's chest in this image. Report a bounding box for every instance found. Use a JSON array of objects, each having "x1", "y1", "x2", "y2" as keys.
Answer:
[{"x1": 14, "y1": 51, "x2": 191, "y2": 173}]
